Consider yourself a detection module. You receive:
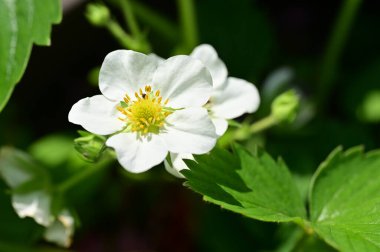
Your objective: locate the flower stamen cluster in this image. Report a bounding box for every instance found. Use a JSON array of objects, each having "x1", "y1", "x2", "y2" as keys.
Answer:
[
  {"x1": 116, "y1": 85, "x2": 171, "y2": 135},
  {"x1": 69, "y1": 49, "x2": 216, "y2": 173}
]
